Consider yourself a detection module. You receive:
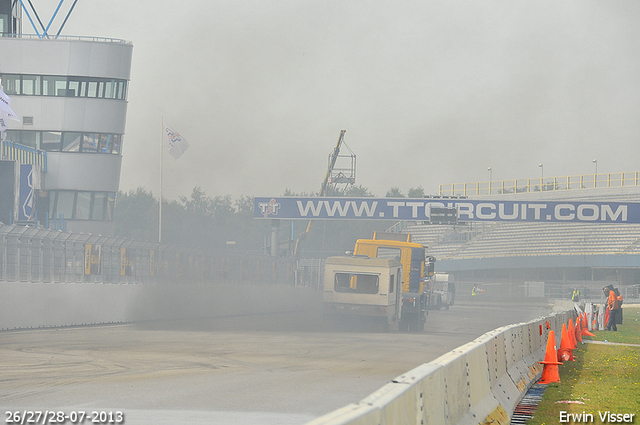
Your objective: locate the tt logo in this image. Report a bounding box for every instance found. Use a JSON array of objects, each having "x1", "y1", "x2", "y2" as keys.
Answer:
[{"x1": 258, "y1": 198, "x2": 281, "y2": 218}]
